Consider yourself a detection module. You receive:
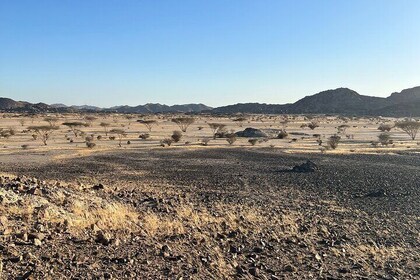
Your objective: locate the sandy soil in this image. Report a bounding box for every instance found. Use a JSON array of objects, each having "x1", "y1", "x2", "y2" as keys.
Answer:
[{"x1": 0, "y1": 113, "x2": 419, "y2": 279}]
